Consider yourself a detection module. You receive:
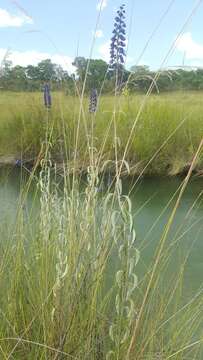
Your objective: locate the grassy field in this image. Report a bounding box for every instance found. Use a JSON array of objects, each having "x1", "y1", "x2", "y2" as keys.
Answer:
[{"x1": 0, "y1": 91, "x2": 203, "y2": 176}]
